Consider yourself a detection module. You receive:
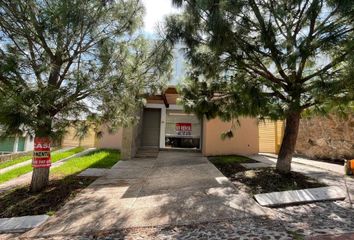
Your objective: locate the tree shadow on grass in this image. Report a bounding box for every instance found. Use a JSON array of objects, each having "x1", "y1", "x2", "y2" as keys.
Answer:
[
  {"x1": 87, "y1": 150, "x2": 120, "y2": 169},
  {"x1": 0, "y1": 149, "x2": 120, "y2": 219}
]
